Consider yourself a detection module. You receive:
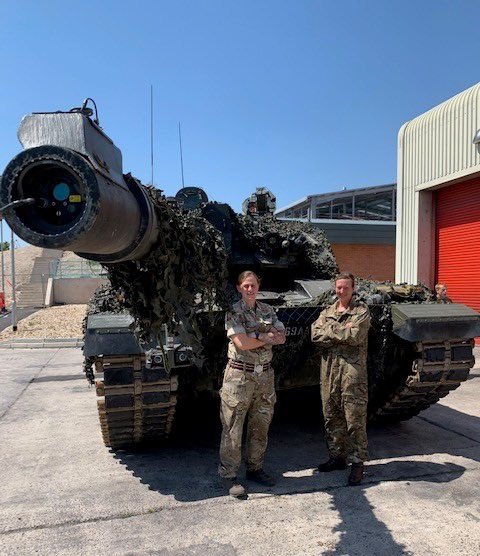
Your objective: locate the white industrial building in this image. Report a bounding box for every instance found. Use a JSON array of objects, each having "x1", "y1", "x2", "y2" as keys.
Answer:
[
  {"x1": 276, "y1": 184, "x2": 397, "y2": 281},
  {"x1": 396, "y1": 82, "x2": 480, "y2": 312}
]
